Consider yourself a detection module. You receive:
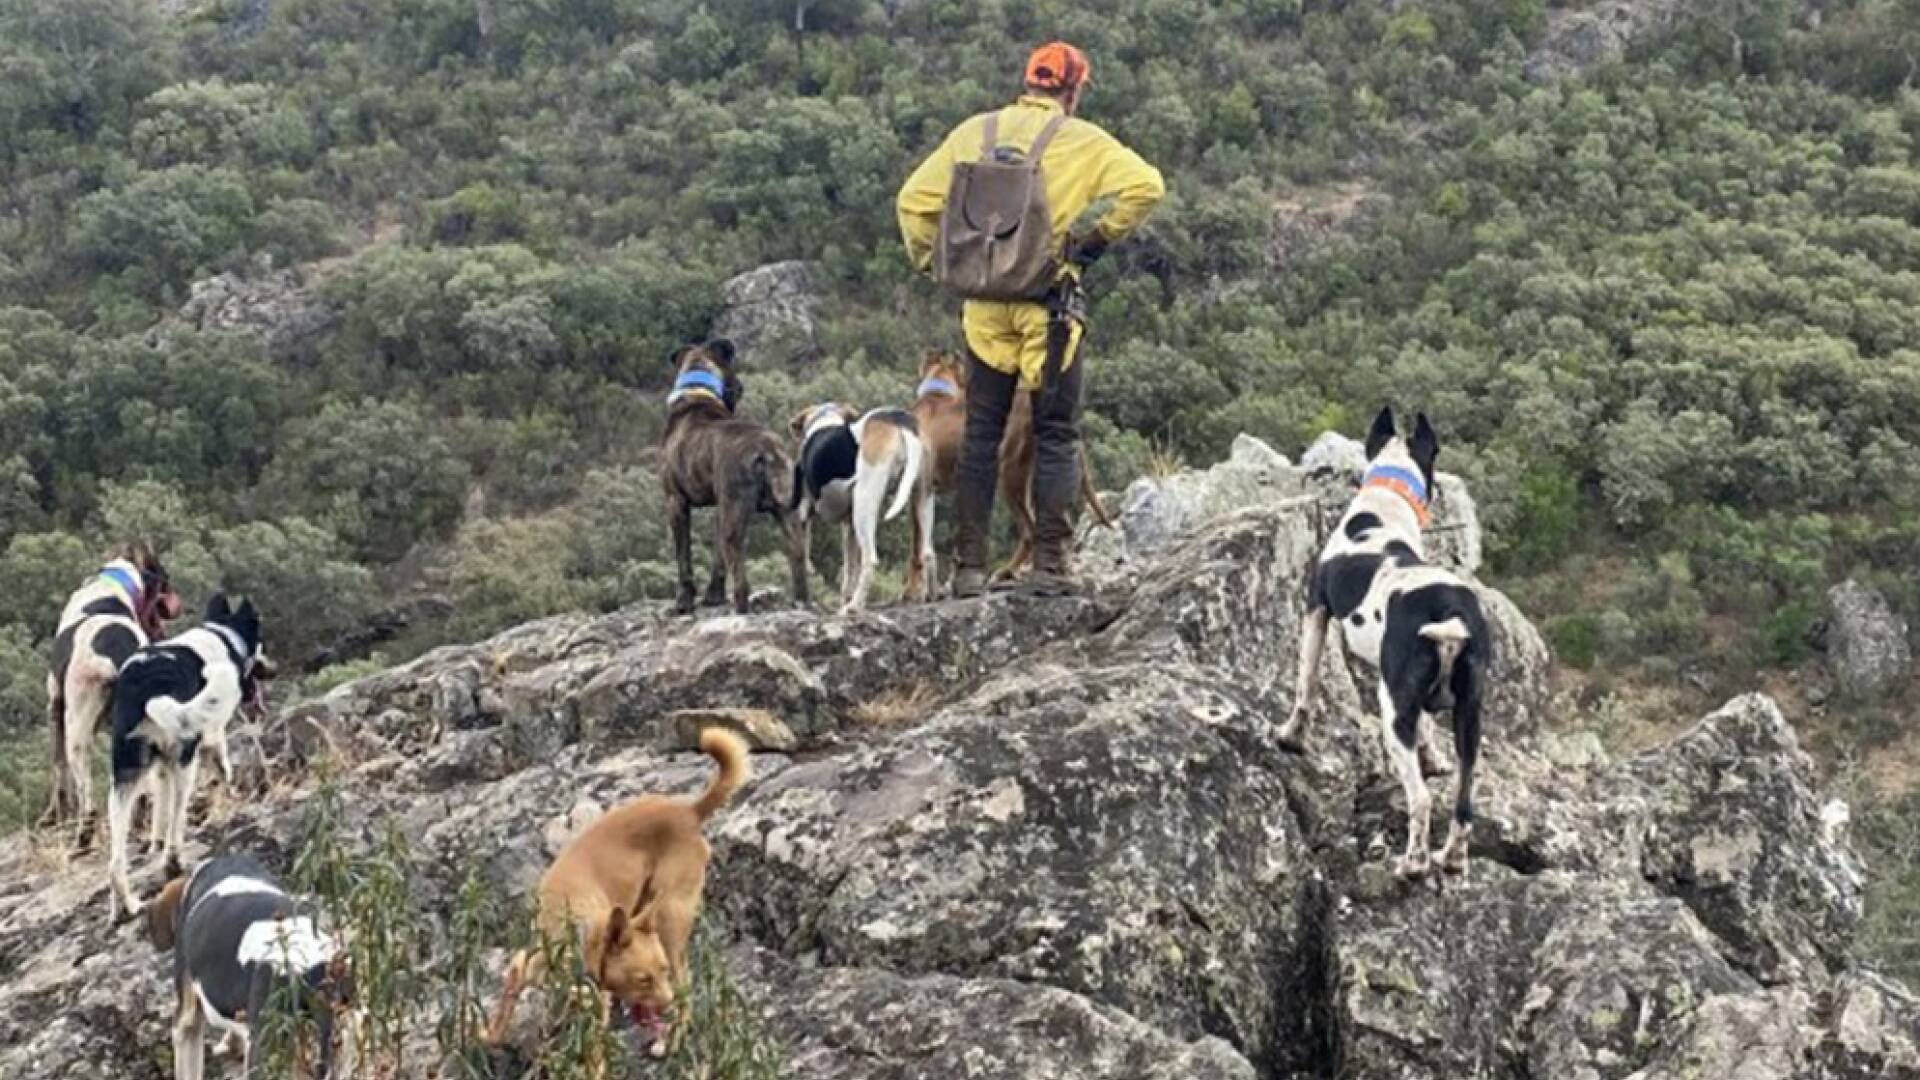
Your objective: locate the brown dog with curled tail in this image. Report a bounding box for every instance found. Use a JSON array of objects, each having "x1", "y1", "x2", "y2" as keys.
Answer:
[{"x1": 488, "y1": 728, "x2": 749, "y2": 1061}]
